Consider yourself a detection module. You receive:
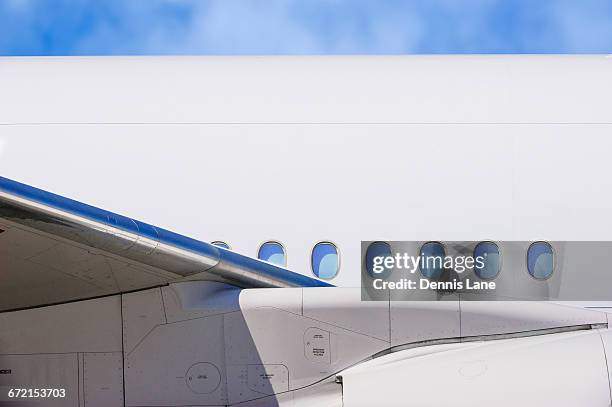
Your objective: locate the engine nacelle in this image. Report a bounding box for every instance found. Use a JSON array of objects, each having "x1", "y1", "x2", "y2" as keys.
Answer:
[{"x1": 340, "y1": 329, "x2": 612, "y2": 407}]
